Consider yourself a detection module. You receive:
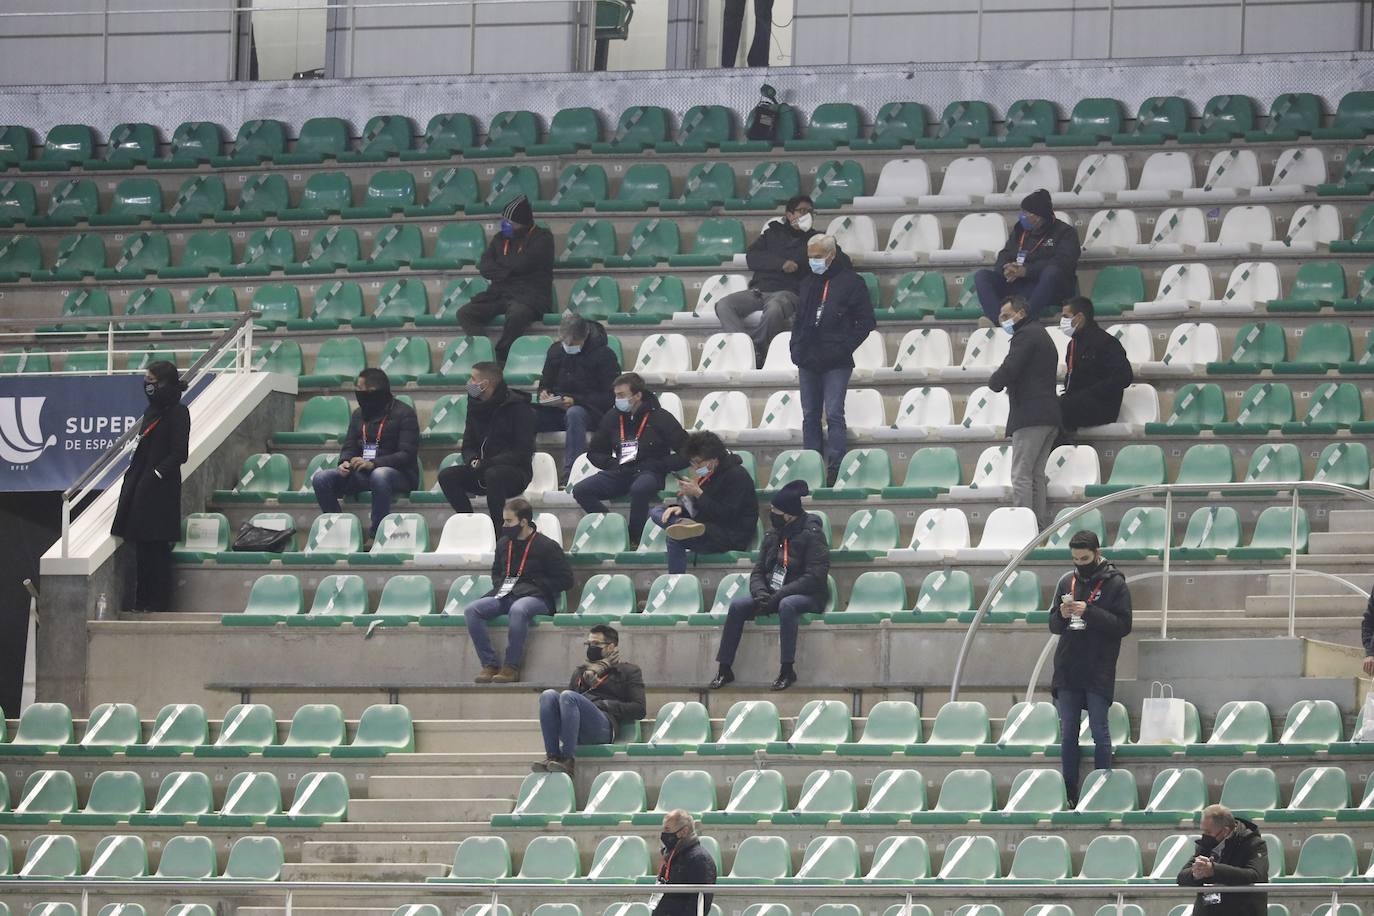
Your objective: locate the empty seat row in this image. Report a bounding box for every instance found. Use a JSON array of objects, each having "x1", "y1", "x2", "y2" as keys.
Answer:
[
  {"x1": 0, "y1": 832, "x2": 282, "y2": 880},
  {"x1": 377, "y1": 905, "x2": 1335, "y2": 916},
  {"x1": 9, "y1": 905, "x2": 214, "y2": 916}
]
